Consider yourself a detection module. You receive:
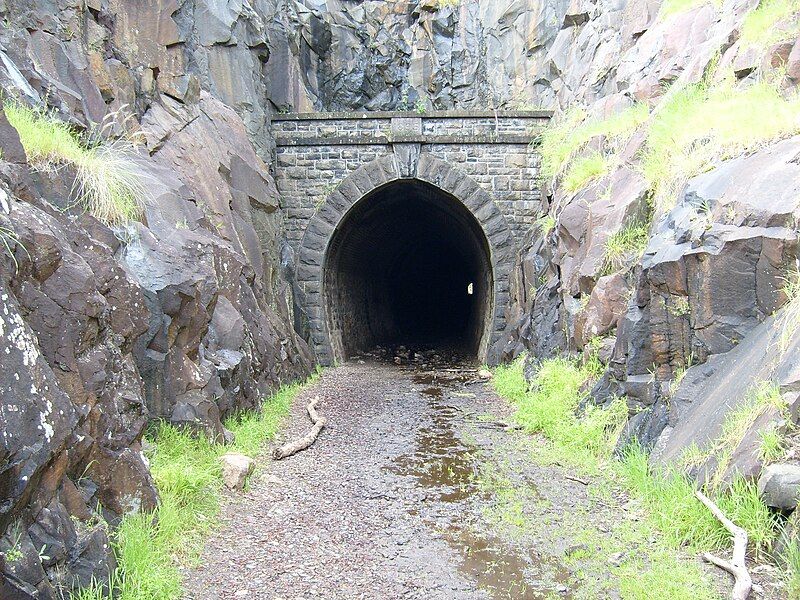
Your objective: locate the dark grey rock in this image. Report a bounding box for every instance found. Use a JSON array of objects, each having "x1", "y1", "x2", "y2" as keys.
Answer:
[{"x1": 758, "y1": 464, "x2": 800, "y2": 510}]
